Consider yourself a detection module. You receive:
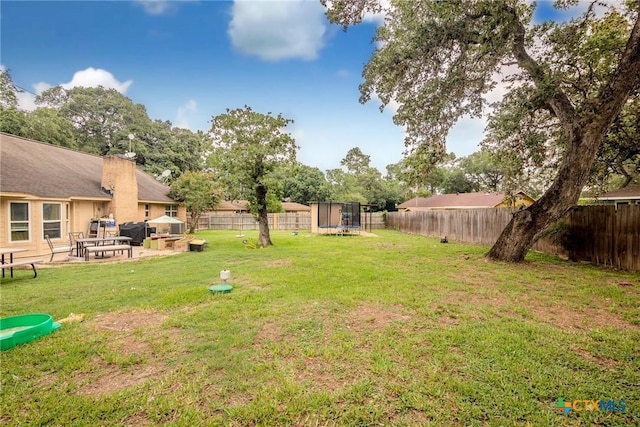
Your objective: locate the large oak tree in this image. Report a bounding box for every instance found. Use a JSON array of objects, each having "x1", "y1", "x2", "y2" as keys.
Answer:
[{"x1": 324, "y1": 0, "x2": 640, "y2": 262}]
